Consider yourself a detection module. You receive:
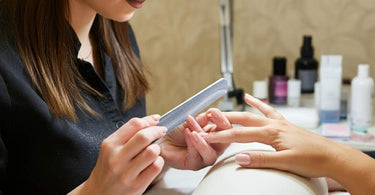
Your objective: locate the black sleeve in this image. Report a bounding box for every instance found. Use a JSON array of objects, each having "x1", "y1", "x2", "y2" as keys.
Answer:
[
  {"x1": 127, "y1": 23, "x2": 140, "y2": 59},
  {"x1": 364, "y1": 151, "x2": 375, "y2": 159},
  {"x1": 0, "y1": 72, "x2": 10, "y2": 189}
]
